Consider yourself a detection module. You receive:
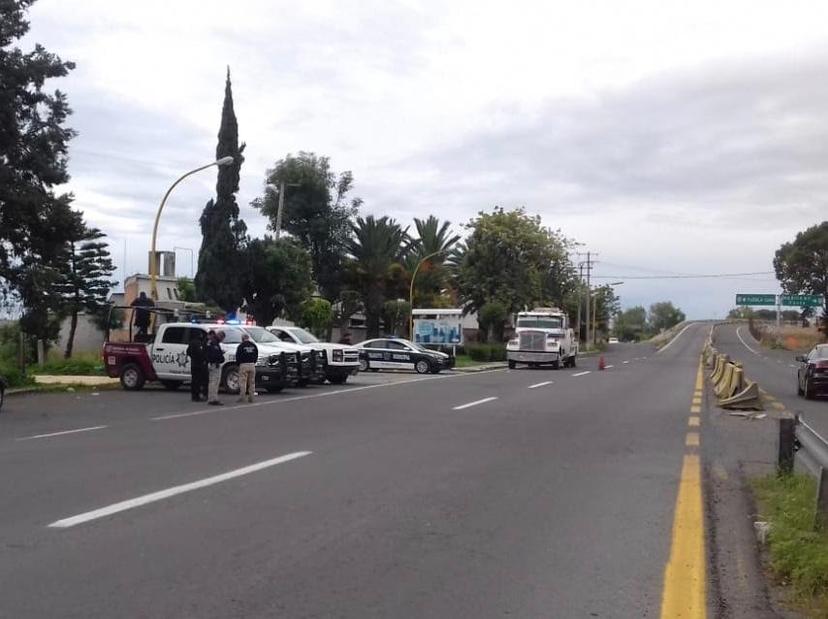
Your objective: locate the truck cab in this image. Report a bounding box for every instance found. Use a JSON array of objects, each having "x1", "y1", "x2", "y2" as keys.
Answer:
[{"x1": 506, "y1": 307, "x2": 578, "y2": 369}]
